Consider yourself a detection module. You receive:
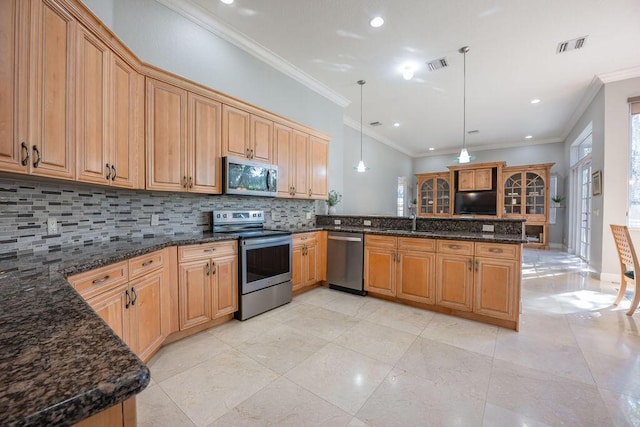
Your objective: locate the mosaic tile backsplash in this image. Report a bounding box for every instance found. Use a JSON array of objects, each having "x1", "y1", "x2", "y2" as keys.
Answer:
[{"x1": 0, "y1": 175, "x2": 317, "y2": 259}]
